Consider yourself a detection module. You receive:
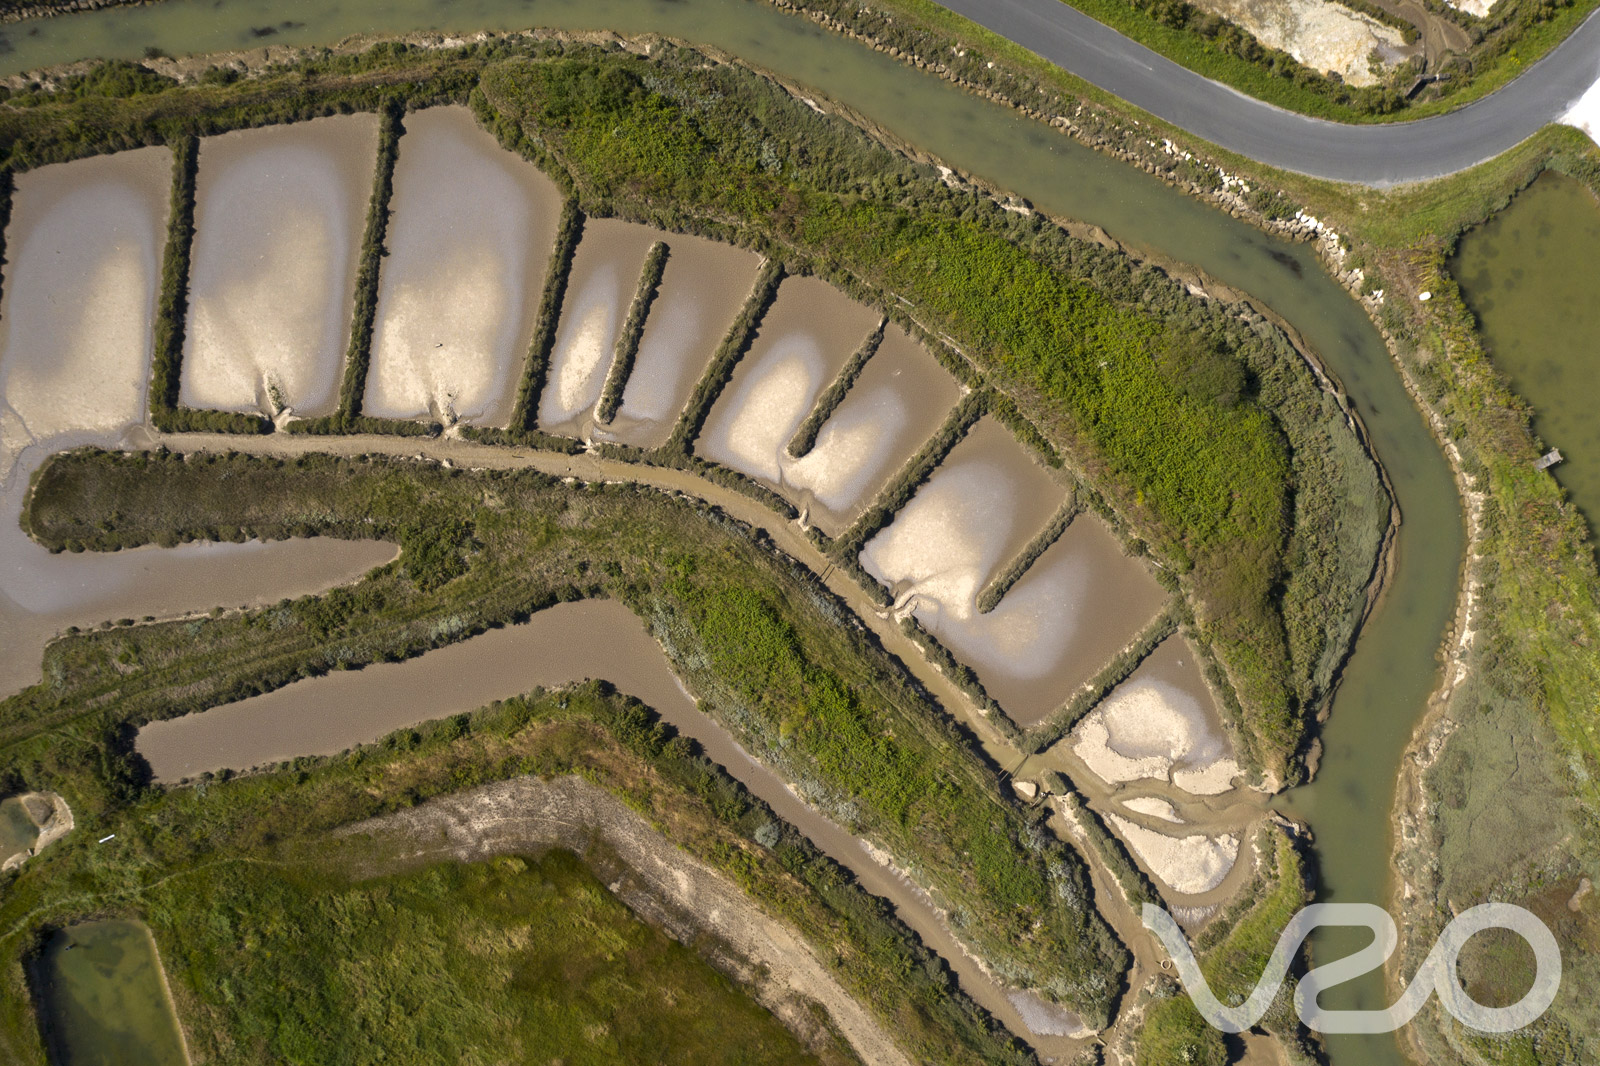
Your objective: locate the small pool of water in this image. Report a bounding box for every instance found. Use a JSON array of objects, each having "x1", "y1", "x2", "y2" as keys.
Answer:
[
  {"x1": 32, "y1": 919, "x2": 189, "y2": 1066},
  {"x1": 1451, "y1": 171, "x2": 1600, "y2": 531},
  {"x1": 0, "y1": 795, "x2": 39, "y2": 863}
]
